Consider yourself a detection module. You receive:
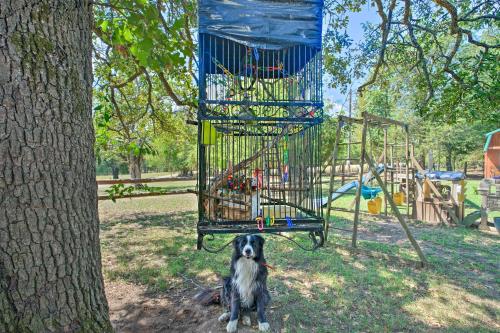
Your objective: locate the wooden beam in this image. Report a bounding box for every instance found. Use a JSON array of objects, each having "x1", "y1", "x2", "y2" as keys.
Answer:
[
  {"x1": 352, "y1": 115, "x2": 369, "y2": 248},
  {"x1": 405, "y1": 126, "x2": 410, "y2": 219},
  {"x1": 325, "y1": 121, "x2": 343, "y2": 241},
  {"x1": 338, "y1": 115, "x2": 364, "y2": 125},
  {"x1": 365, "y1": 154, "x2": 427, "y2": 266},
  {"x1": 384, "y1": 127, "x2": 388, "y2": 216},
  {"x1": 363, "y1": 112, "x2": 407, "y2": 128}
]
